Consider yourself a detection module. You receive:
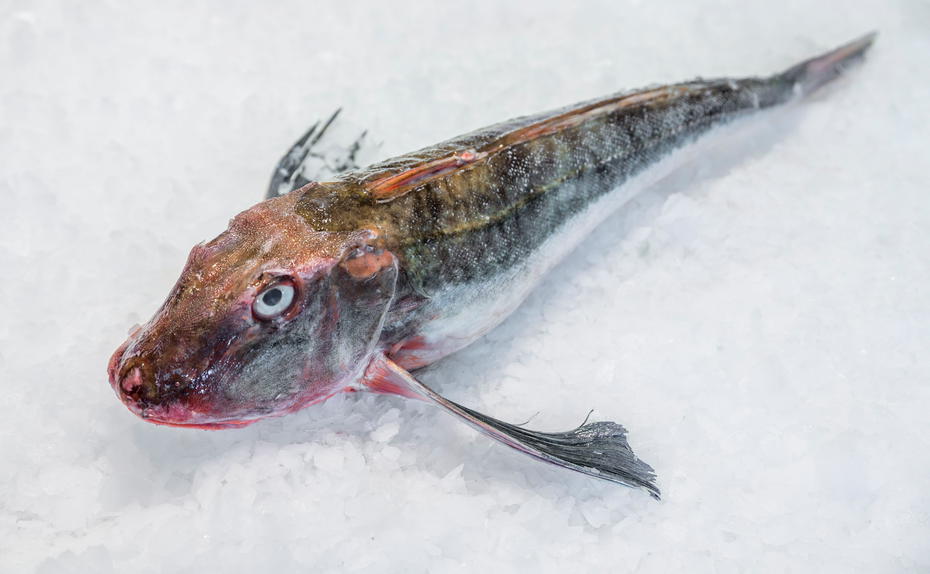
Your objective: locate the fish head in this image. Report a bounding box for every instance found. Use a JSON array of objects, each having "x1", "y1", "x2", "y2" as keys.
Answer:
[{"x1": 107, "y1": 191, "x2": 397, "y2": 428}]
